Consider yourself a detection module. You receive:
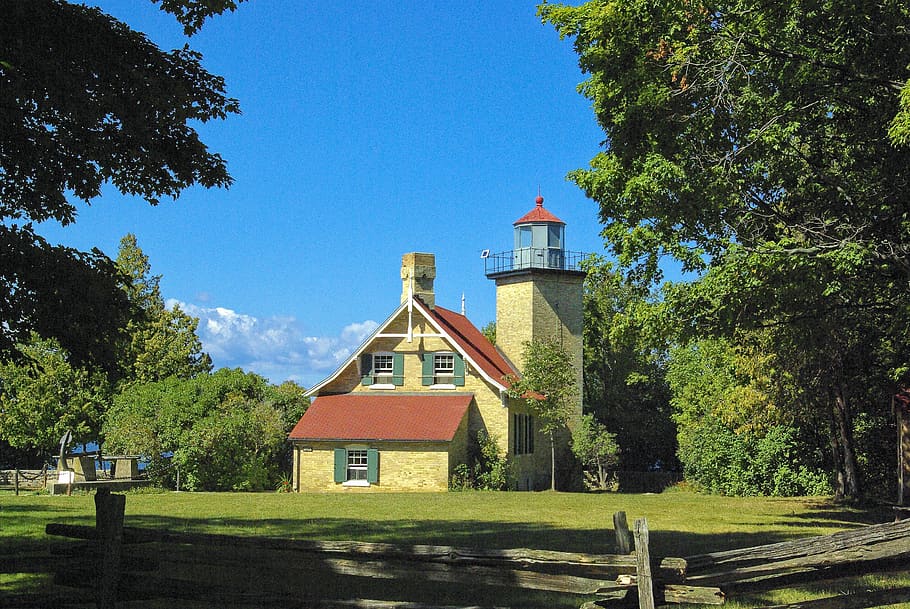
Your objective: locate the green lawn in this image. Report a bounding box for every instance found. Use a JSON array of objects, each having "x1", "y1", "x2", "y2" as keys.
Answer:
[{"x1": 1, "y1": 487, "x2": 907, "y2": 607}]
